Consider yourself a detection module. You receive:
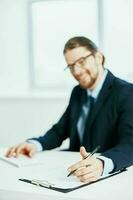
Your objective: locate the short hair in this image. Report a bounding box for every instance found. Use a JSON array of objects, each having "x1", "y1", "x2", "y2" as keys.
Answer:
[{"x1": 63, "y1": 36, "x2": 105, "y2": 65}]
